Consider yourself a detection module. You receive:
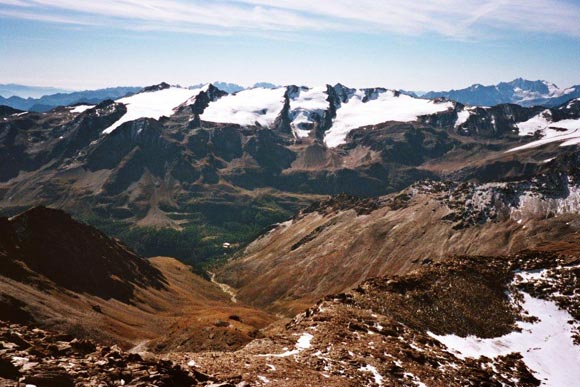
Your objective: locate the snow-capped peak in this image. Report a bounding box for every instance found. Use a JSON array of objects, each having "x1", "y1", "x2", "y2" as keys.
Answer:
[
  {"x1": 102, "y1": 84, "x2": 206, "y2": 134},
  {"x1": 324, "y1": 88, "x2": 453, "y2": 147}
]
